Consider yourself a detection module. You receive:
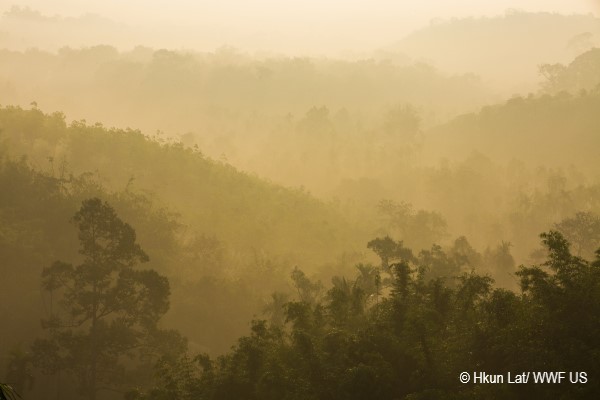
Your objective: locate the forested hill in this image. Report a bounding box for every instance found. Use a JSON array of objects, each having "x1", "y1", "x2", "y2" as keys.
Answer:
[
  {"x1": 0, "y1": 104, "x2": 374, "y2": 358},
  {"x1": 424, "y1": 88, "x2": 600, "y2": 175},
  {"x1": 0, "y1": 45, "x2": 493, "y2": 137},
  {"x1": 0, "y1": 105, "x2": 363, "y2": 267}
]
